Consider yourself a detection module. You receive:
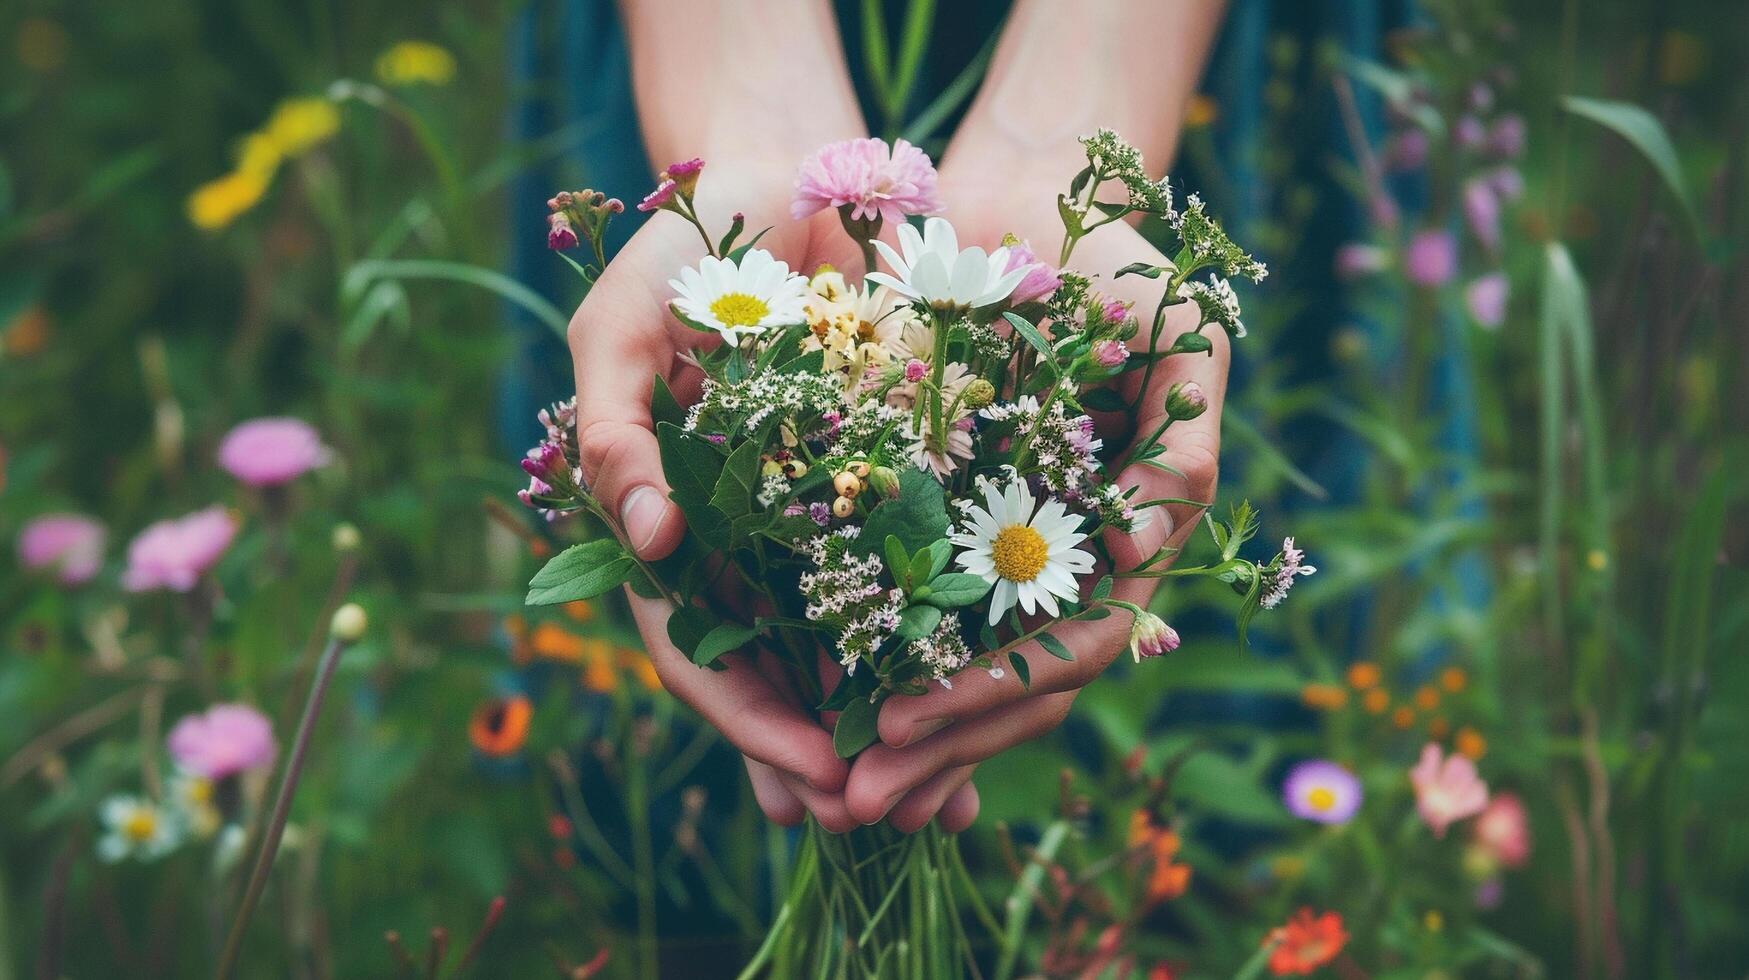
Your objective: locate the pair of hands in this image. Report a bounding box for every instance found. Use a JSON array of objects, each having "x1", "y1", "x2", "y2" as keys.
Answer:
[{"x1": 566, "y1": 155, "x2": 1228, "y2": 833}]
